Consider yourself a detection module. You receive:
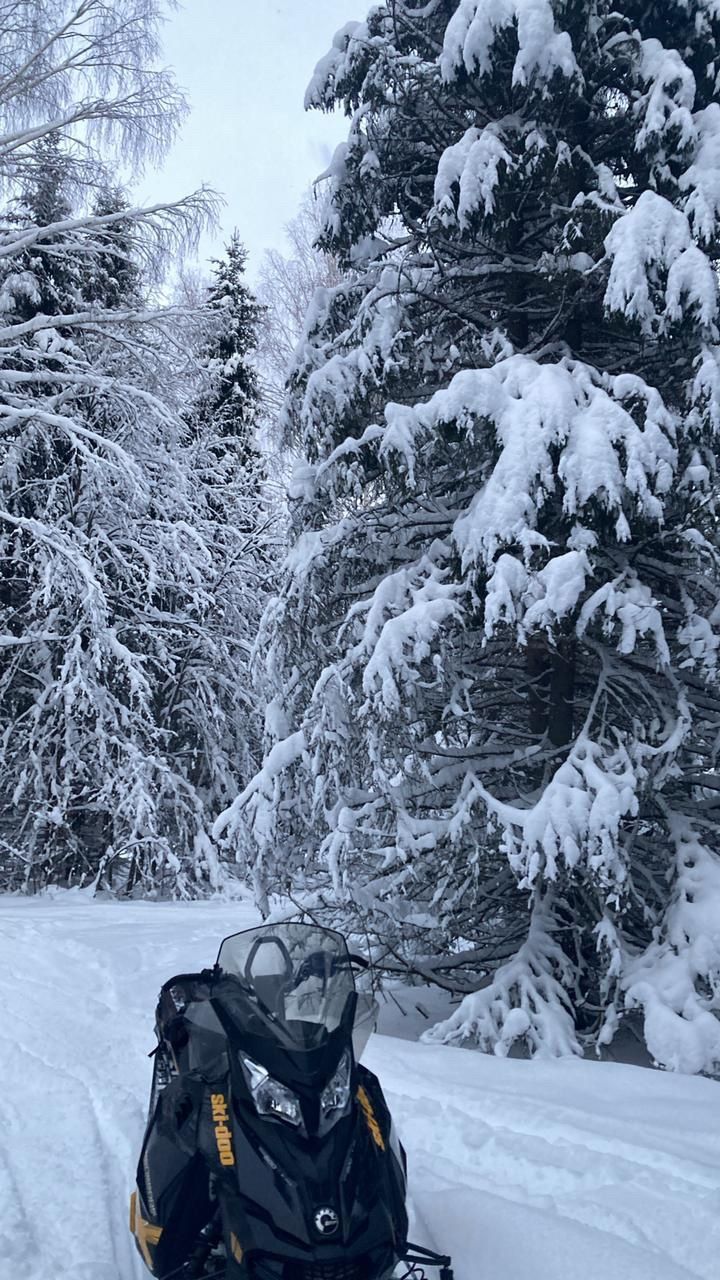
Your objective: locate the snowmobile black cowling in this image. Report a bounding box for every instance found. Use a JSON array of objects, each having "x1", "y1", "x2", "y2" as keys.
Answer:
[{"x1": 130, "y1": 922, "x2": 451, "y2": 1280}]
